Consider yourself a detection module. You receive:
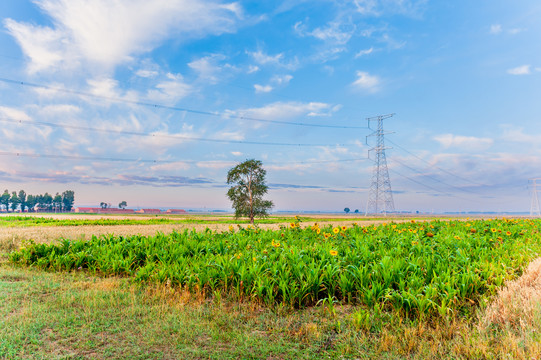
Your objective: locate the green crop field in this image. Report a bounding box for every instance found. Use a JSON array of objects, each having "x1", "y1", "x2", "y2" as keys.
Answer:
[{"x1": 2, "y1": 216, "x2": 541, "y2": 359}]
